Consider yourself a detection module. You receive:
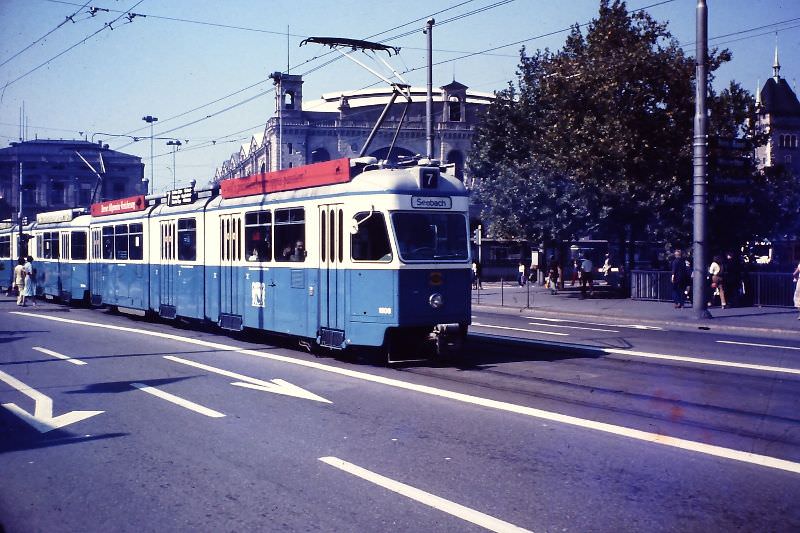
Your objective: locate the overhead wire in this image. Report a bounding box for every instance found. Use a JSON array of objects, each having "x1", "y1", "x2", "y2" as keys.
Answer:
[
  {"x1": 1, "y1": 0, "x2": 145, "y2": 90},
  {"x1": 0, "y1": 1, "x2": 92, "y2": 69}
]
